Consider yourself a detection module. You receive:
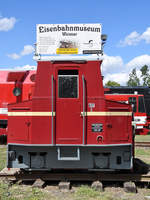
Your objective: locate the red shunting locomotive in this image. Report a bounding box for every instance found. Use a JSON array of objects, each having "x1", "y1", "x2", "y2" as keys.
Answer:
[
  {"x1": 7, "y1": 57, "x2": 133, "y2": 171},
  {"x1": 7, "y1": 24, "x2": 133, "y2": 171}
]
